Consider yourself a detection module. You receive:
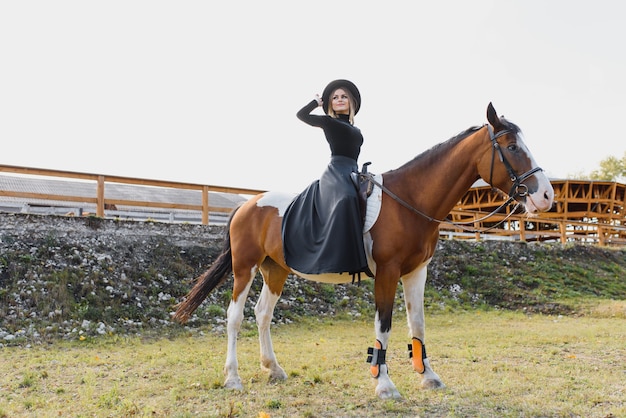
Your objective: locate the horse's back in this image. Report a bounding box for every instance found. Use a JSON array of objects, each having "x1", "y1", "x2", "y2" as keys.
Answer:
[
  {"x1": 253, "y1": 191, "x2": 297, "y2": 217},
  {"x1": 232, "y1": 191, "x2": 296, "y2": 231},
  {"x1": 230, "y1": 191, "x2": 296, "y2": 269}
]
